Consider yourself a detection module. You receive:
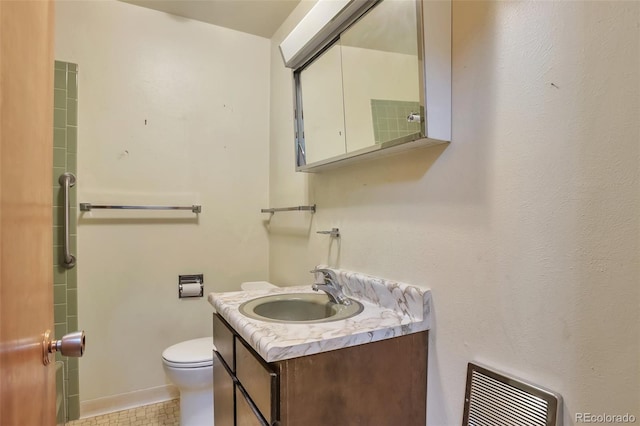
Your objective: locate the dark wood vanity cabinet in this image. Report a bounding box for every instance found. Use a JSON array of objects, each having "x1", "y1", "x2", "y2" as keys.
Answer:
[{"x1": 213, "y1": 314, "x2": 428, "y2": 426}]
